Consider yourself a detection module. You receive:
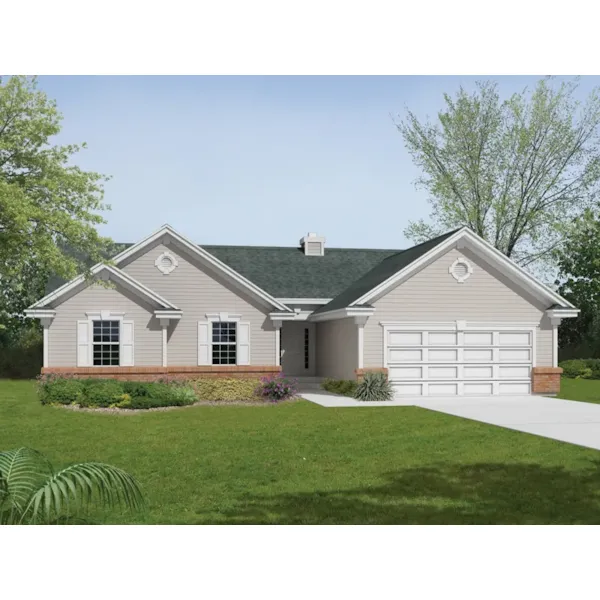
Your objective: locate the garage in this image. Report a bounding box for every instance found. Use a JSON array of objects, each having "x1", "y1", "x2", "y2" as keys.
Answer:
[{"x1": 384, "y1": 323, "x2": 534, "y2": 397}]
